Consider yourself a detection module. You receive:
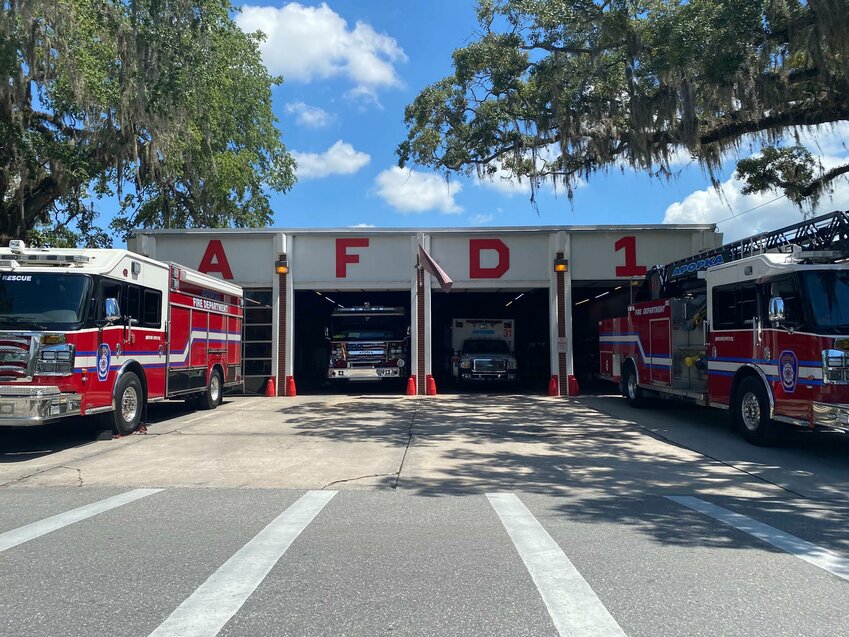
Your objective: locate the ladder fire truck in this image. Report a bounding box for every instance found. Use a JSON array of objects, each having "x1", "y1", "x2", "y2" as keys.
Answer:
[
  {"x1": 0, "y1": 241, "x2": 243, "y2": 434},
  {"x1": 599, "y1": 211, "x2": 849, "y2": 444}
]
